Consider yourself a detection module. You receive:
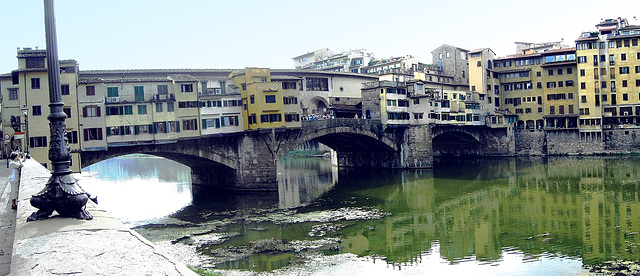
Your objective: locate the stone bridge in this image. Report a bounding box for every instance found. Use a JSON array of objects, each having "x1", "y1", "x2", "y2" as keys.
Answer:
[{"x1": 81, "y1": 119, "x2": 514, "y2": 191}]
